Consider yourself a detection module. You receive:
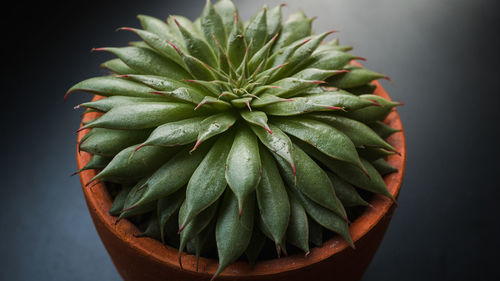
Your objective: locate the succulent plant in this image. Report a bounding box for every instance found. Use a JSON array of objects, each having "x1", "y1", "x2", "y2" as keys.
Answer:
[{"x1": 68, "y1": 0, "x2": 401, "y2": 278}]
